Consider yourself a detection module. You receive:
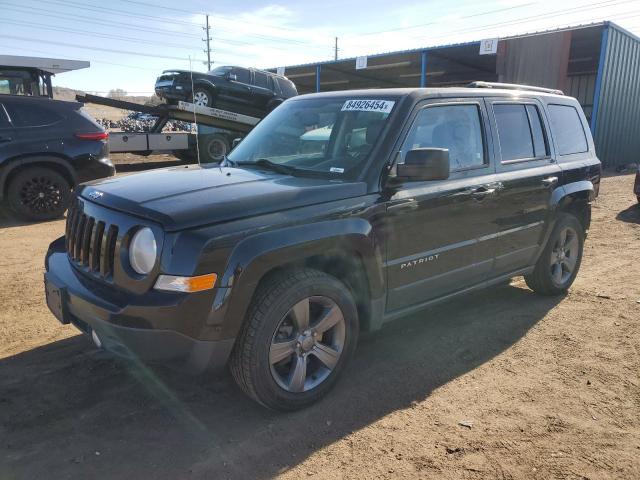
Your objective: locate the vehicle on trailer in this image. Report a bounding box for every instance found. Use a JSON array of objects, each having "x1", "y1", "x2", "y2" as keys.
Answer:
[
  {"x1": 44, "y1": 83, "x2": 601, "y2": 410},
  {"x1": 1, "y1": 95, "x2": 114, "y2": 221},
  {"x1": 155, "y1": 66, "x2": 298, "y2": 115}
]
